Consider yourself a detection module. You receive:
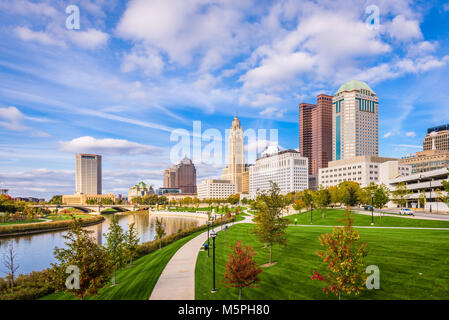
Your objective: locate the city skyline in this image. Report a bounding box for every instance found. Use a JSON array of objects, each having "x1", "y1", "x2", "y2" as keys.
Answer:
[{"x1": 2, "y1": 0, "x2": 449, "y2": 199}]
